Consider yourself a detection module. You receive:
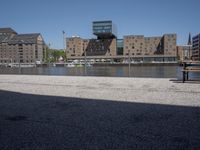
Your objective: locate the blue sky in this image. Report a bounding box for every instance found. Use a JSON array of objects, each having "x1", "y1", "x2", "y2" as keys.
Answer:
[{"x1": 1, "y1": 0, "x2": 200, "y2": 49}]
